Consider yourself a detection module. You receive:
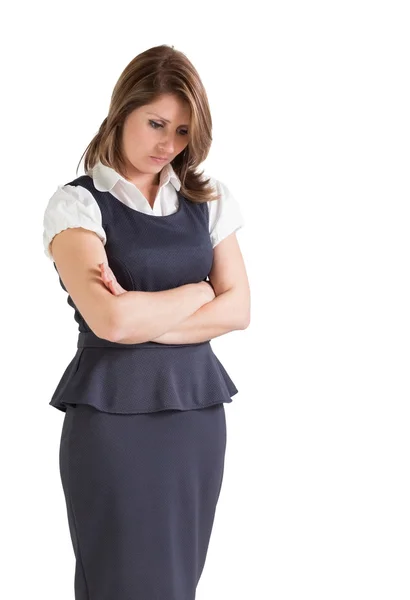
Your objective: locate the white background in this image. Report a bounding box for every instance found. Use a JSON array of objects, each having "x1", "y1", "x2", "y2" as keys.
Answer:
[{"x1": 1, "y1": 1, "x2": 409, "y2": 598}]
